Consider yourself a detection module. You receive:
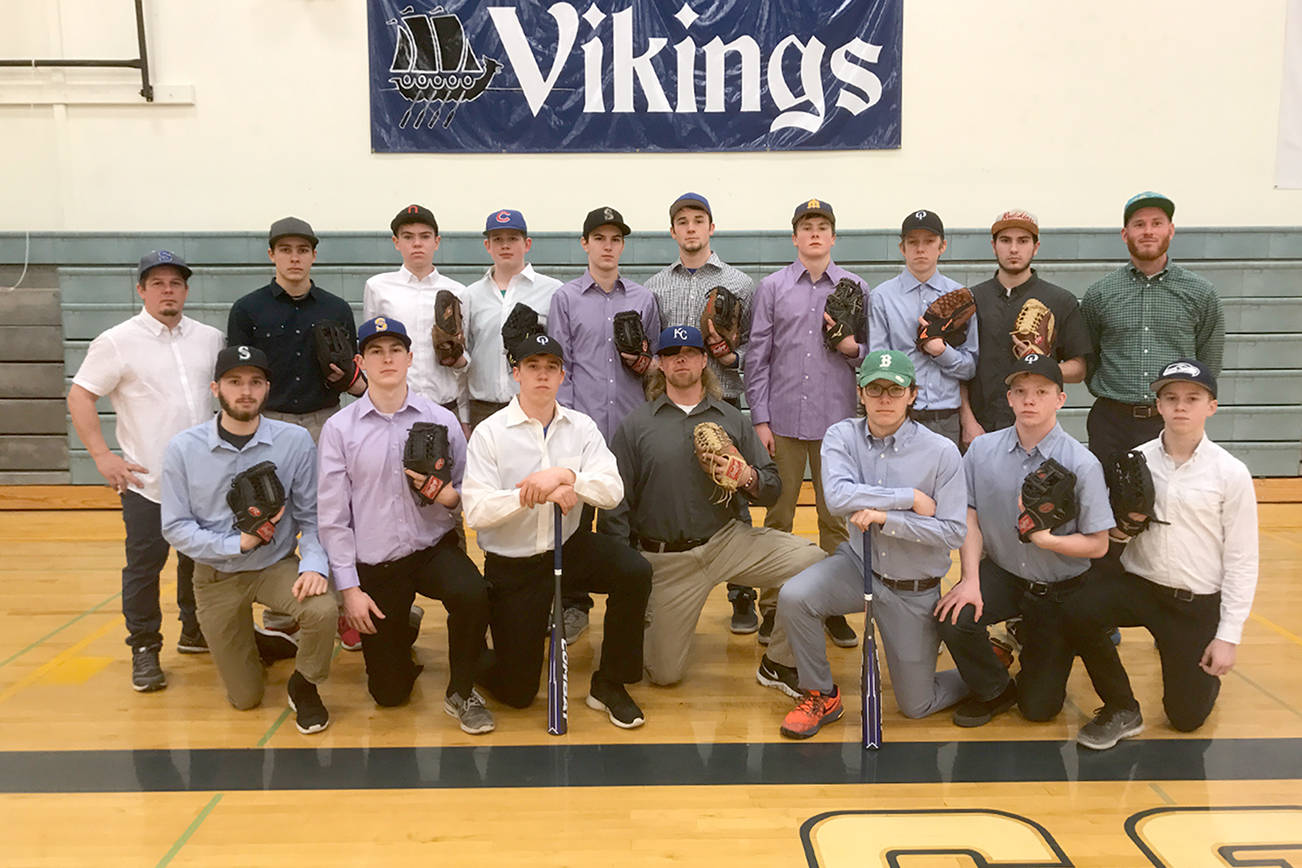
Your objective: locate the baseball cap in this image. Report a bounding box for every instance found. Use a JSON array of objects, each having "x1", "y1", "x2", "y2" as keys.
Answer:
[
  {"x1": 1150, "y1": 358, "x2": 1216, "y2": 398},
  {"x1": 1123, "y1": 191, "x2": 1175, "y2": 225},
  {"x1": 357, "y1": 315, "x2": 412, "y2": 351},
  {"x1": 582, "y1": 206, "x2": 631, "y2": 237},
  {"x1": 390, "y1": 204, "x2": 439, "y2": 236},
  {"x1": 268, "y1": 216, "x2": 319, "y2": 249},
  {"x1": 857, "y1": 350, "x2": 916, "y2": 388},
  {"x1": 791, "y1": 198, "x2": 835, "y2": 229},
  {"x1": 1004, "y1": 353, "x2": 1064, "y2": 389},
  {"x1": 484, "y1": 209, "x2": 527, "y2": 236},
  {"x1": 669, "y1": 192, "x2": 712, "y2": 221},
  {"x1": 214, "y1": 345, "x2": 272, "y2": 380},
  {"x1": 901, "y1": 209, "x2": 944, "y2": 238},
  {"x1": 514, "y1": 332, "x2": 566, "y2": 364},
  {"x1": 991, "y1": 209, "x2": 1039, "y2": 238},
  {"x1": 656, "y1": 325, "x2": 705, "y2": 354},
  {"x1": 137, "y1": 250, "x2": 192, "y2": 282}
]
